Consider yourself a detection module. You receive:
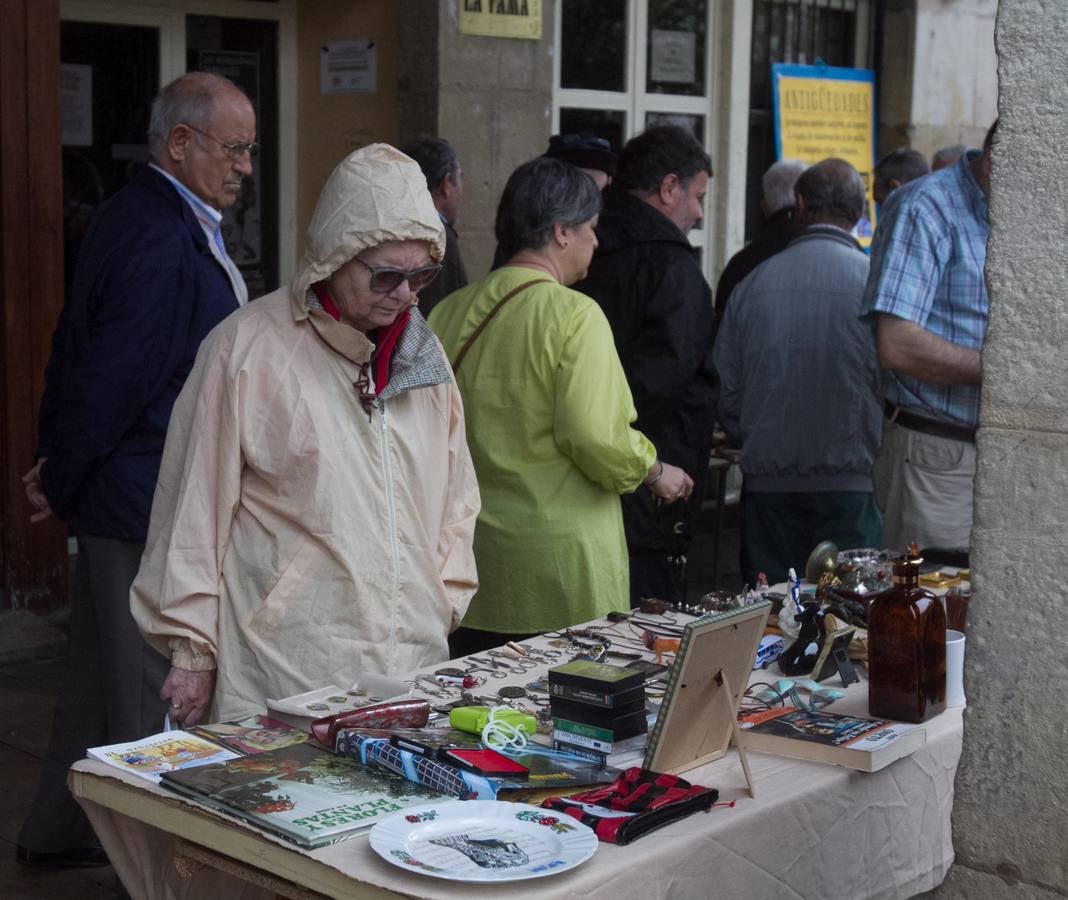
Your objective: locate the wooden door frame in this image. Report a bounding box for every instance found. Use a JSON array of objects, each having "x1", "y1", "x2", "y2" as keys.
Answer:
[{"x1": 0, "y1": 0, "x2": 68, "y2": 611}]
